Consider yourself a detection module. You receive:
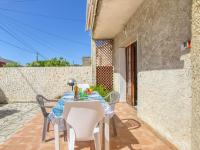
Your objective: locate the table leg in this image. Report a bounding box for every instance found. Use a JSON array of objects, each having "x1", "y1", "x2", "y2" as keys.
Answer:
[
  {"x1": 54, "y1": 123, "x2": 60, "y2": 150},
  {"x1": 104, "y1": 117, "x2": 110, "y2": 150}
]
